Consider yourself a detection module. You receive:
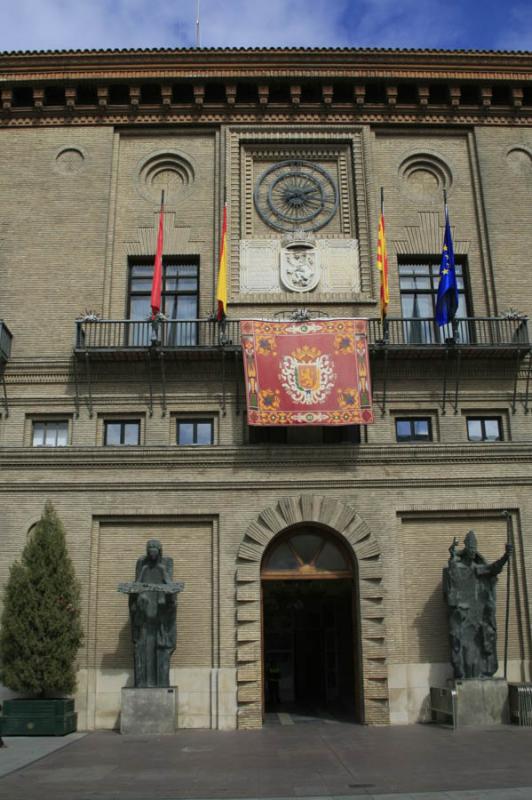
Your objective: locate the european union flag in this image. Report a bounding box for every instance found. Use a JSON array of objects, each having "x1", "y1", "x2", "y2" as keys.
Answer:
[{"x1": 436, "y1": 208, "x2": 458, "y2": 327}]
